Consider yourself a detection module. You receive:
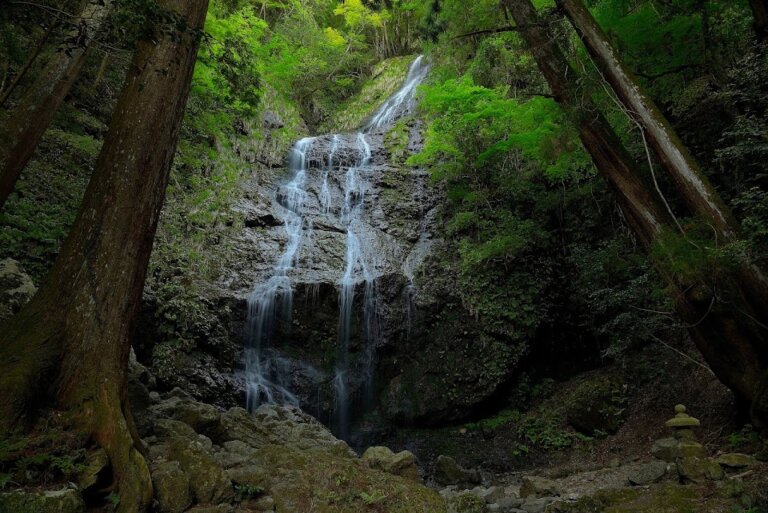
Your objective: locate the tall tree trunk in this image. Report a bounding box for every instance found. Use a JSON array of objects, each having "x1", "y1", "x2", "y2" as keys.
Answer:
[
  {"x1": 0, "y1": 17, "x2": 58, "y2": 108},
  {"x1": 0, "y1": 1, "x2": 209, "y2": 511},
  {"x1": 504, "y1": 0, "x2": 768, "y2": 421},
  {"x1": 556, "y1": 0, "x2": 768, "y2": 329},
  {"x1": 556, "y1": 0, "x2": 736, "y2": 238},
  {"x1": 750, "y1": 0, "x2": 768, "y2": 42},
  {"x1": 0, "y1": 0, "x2": 111, "y2": 211}
]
